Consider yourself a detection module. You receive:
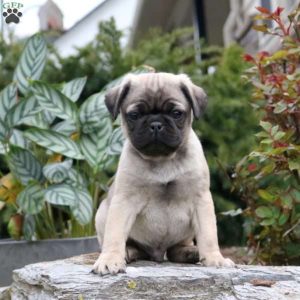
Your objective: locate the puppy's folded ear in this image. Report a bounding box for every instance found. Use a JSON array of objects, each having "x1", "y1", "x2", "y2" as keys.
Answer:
[
  {"x1": 178, "y1": 74, "x2": 208, "y2": 119},
  {"x1": 105, "y1": 75, "x2": 132, "y2": 120}
]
